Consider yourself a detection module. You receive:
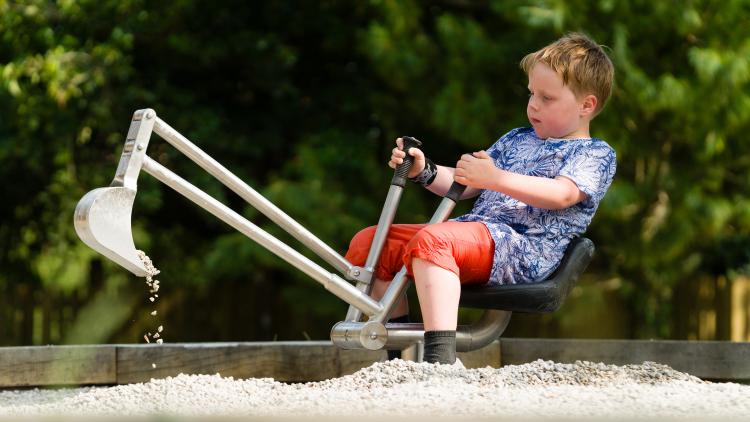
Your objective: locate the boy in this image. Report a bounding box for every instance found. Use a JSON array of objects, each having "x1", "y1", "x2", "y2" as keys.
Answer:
[{"x1": 345, "y1": 32, "x2": 617, "y2": 364}]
